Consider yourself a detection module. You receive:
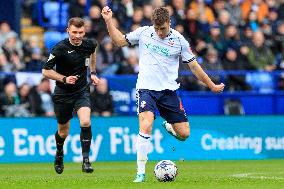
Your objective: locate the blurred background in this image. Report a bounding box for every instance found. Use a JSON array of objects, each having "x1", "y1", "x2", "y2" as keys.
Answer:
[
  {"x1": 0, "y1": 0, "x2": 284, "y2": 116},
  {"x1": 0, "y1": 0, "x2": 284, "y2": 117}
]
